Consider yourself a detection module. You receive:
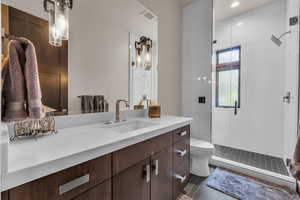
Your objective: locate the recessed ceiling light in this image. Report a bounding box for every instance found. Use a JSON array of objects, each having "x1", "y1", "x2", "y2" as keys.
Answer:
[{"x1": 231, "y1": 1, "x2": 240, "y2": 8}]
